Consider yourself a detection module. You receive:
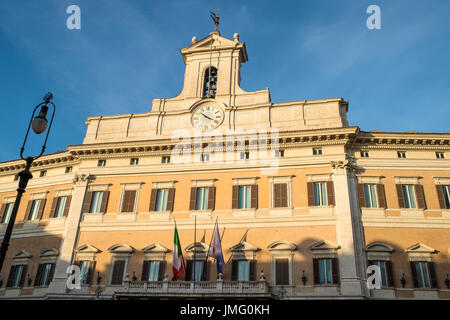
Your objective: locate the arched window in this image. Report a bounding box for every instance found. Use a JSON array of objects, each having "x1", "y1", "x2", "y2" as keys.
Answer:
[{"x1": 203, "y1": 67, "x2": 217, "y2": 98}]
